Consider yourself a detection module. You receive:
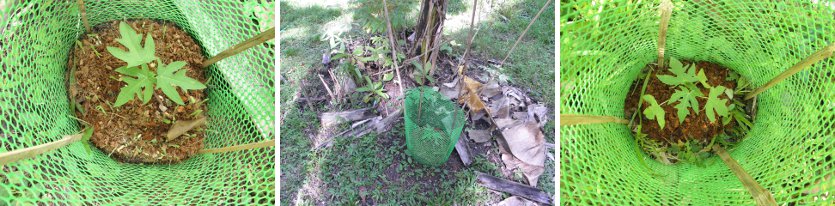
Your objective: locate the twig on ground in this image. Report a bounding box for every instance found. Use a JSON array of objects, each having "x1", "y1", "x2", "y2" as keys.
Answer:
[{"x1": 318, "y1": 74, "x2": 336, "y2": 101}]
